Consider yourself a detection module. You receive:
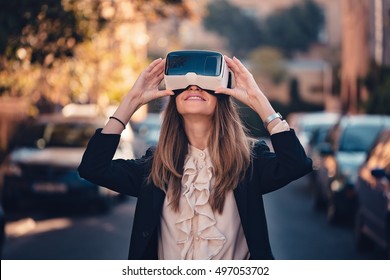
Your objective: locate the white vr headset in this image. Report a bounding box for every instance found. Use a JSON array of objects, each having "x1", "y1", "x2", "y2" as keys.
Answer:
[{"x1": 164, "y1": 50, "x2": 233, "y2": 95}]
